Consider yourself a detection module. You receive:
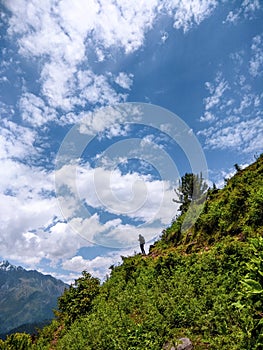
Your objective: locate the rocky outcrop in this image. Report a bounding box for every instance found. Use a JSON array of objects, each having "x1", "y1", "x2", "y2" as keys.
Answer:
[
  {"x1": 163, "y1": 337, "x2": 193, "y2": 350},
  {"x1": 177, "y1": 338, "x2": 193, "y2": 350}
]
